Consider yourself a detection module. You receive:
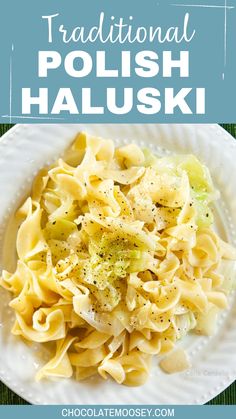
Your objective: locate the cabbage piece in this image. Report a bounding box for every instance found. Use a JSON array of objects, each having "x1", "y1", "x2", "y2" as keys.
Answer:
[
  {"x1": 76, "y1": 305, "x2": 124, "y2": 336},
  {"x1": 175, "y1": 311, "x2": 197, "y2": 339},
  {"x1": 194, "y1": 305, "x2": 219, "y2": 336},
  {"x1": 44, "y1": 218, "x2": 77, "y2": 240},
  {"x1": 153, "y1": 154, "x2": 217, "y2": 228},
  {"x1": 79, "y1": 228, "x2": 154, "y2": 314},
  {"x1": 178, "y1": 155, "x2": 214, "y2": 193},
  {"x1": 154, "y1": 155, "x2": 214, "y2": 191},
  {"x1": 93, "y1": 284, "x2": 122, "y2": 312},
  {"x1": 192, "y1": 190, "x2": 214, "y2": 228},
  {"x1": 48, "y1": 239, "x2": 71, "y2": 264},
  {"x1": 218, "y1": 260, "x2": 236, "y2": 293},
  {"x1": 128, "y1": 252, "x2": 153, "y2": 273},
  {"x1": 142, "y1": 148, "x2": 158, "y2": 167},
  {"x1": 82, "y1": 231, "x2": 152, "y2": 291}
]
